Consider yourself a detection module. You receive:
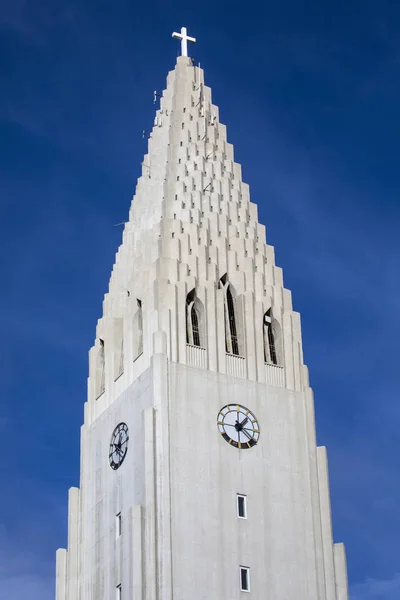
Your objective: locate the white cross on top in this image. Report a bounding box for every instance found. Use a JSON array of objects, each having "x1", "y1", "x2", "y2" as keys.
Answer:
[{"x1": 172, "y1": 26, "x2": 196, "y2": 57}]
